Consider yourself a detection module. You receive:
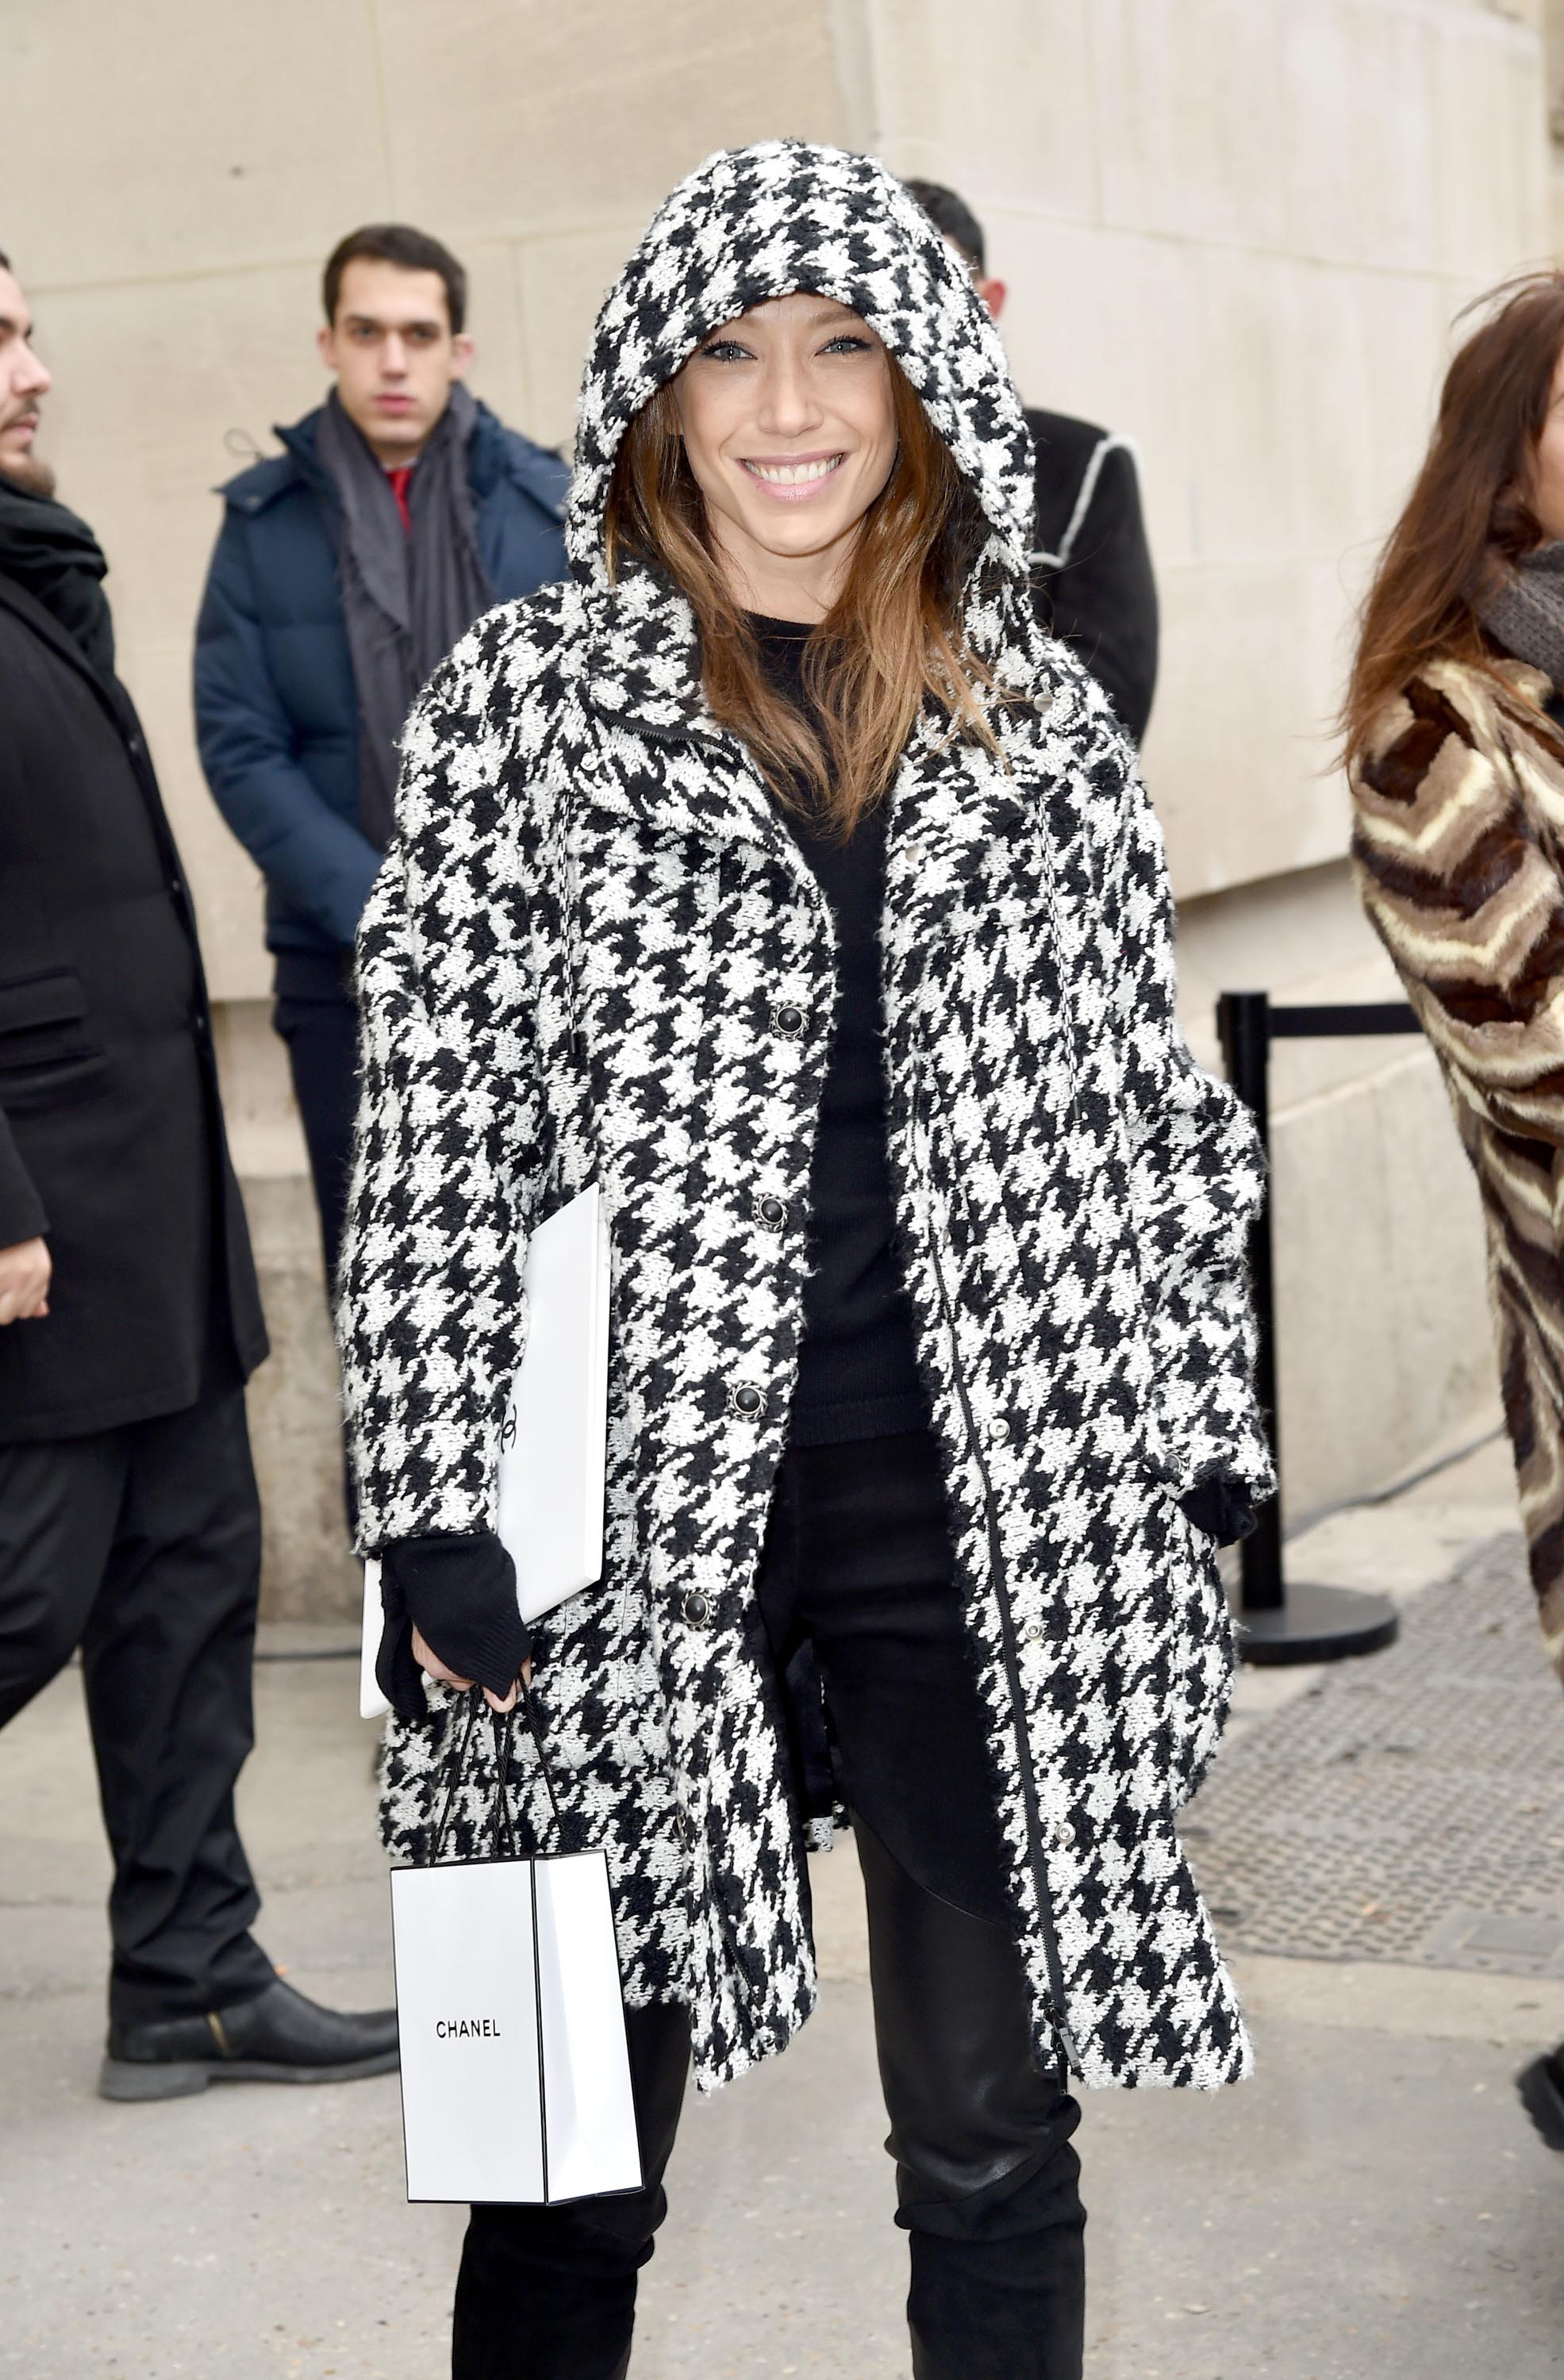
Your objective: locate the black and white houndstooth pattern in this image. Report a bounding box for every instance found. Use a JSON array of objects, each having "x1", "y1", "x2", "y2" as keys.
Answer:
[{"x1": 337, "y1": 142, "x2": 1274, "y2": 2095}]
